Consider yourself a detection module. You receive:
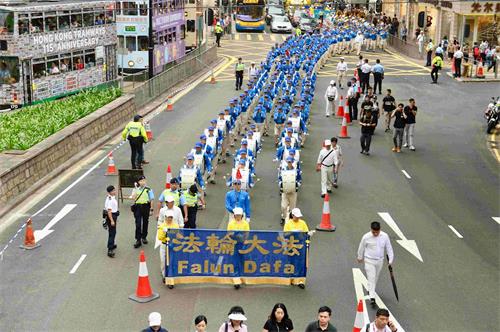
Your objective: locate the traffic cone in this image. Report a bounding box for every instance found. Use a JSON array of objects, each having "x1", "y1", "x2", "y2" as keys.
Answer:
[
  {"x1": 129, "y1": 250, "x2": 160, "y2": 303},
  {"x1": 338, "y1": 113, "x2": 350, "y2": 139},
  {"x1": 19, "y1": 218, "x2": 40, "y2": 250},
  {"x1": 353, "y1": 300, "x2": 365, "y2": 332},
  {"x1": 316, "y1": 193, "x2": 336, "y2": 231},
  {"x1": 166, "y1": 96, "x2": 174, "y2": 111},
  {"x1": 145, "y1": 122, "x2": 153, "y2": 141},
  {"x1": 476, "y1": 63, "x2": 485, "y2": 78},
  {"x1": 345, "y1": 99, "x2": 352, "y2": 125},
  {"x1": 105, "y1": 152, "x2": 117, "y2": 176},
  {"x1": 451, "y1": 57, "x2": 455, "y2": 74},
  {"x1": 165, "y1": 164, "x2": 172, "y2": 189},
  {"x1": 210, "y1": 71, "x2": 216, "y2": 84},
  {"x1": 336, "y1": 95, "x2": 345, "y2": 117}
]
